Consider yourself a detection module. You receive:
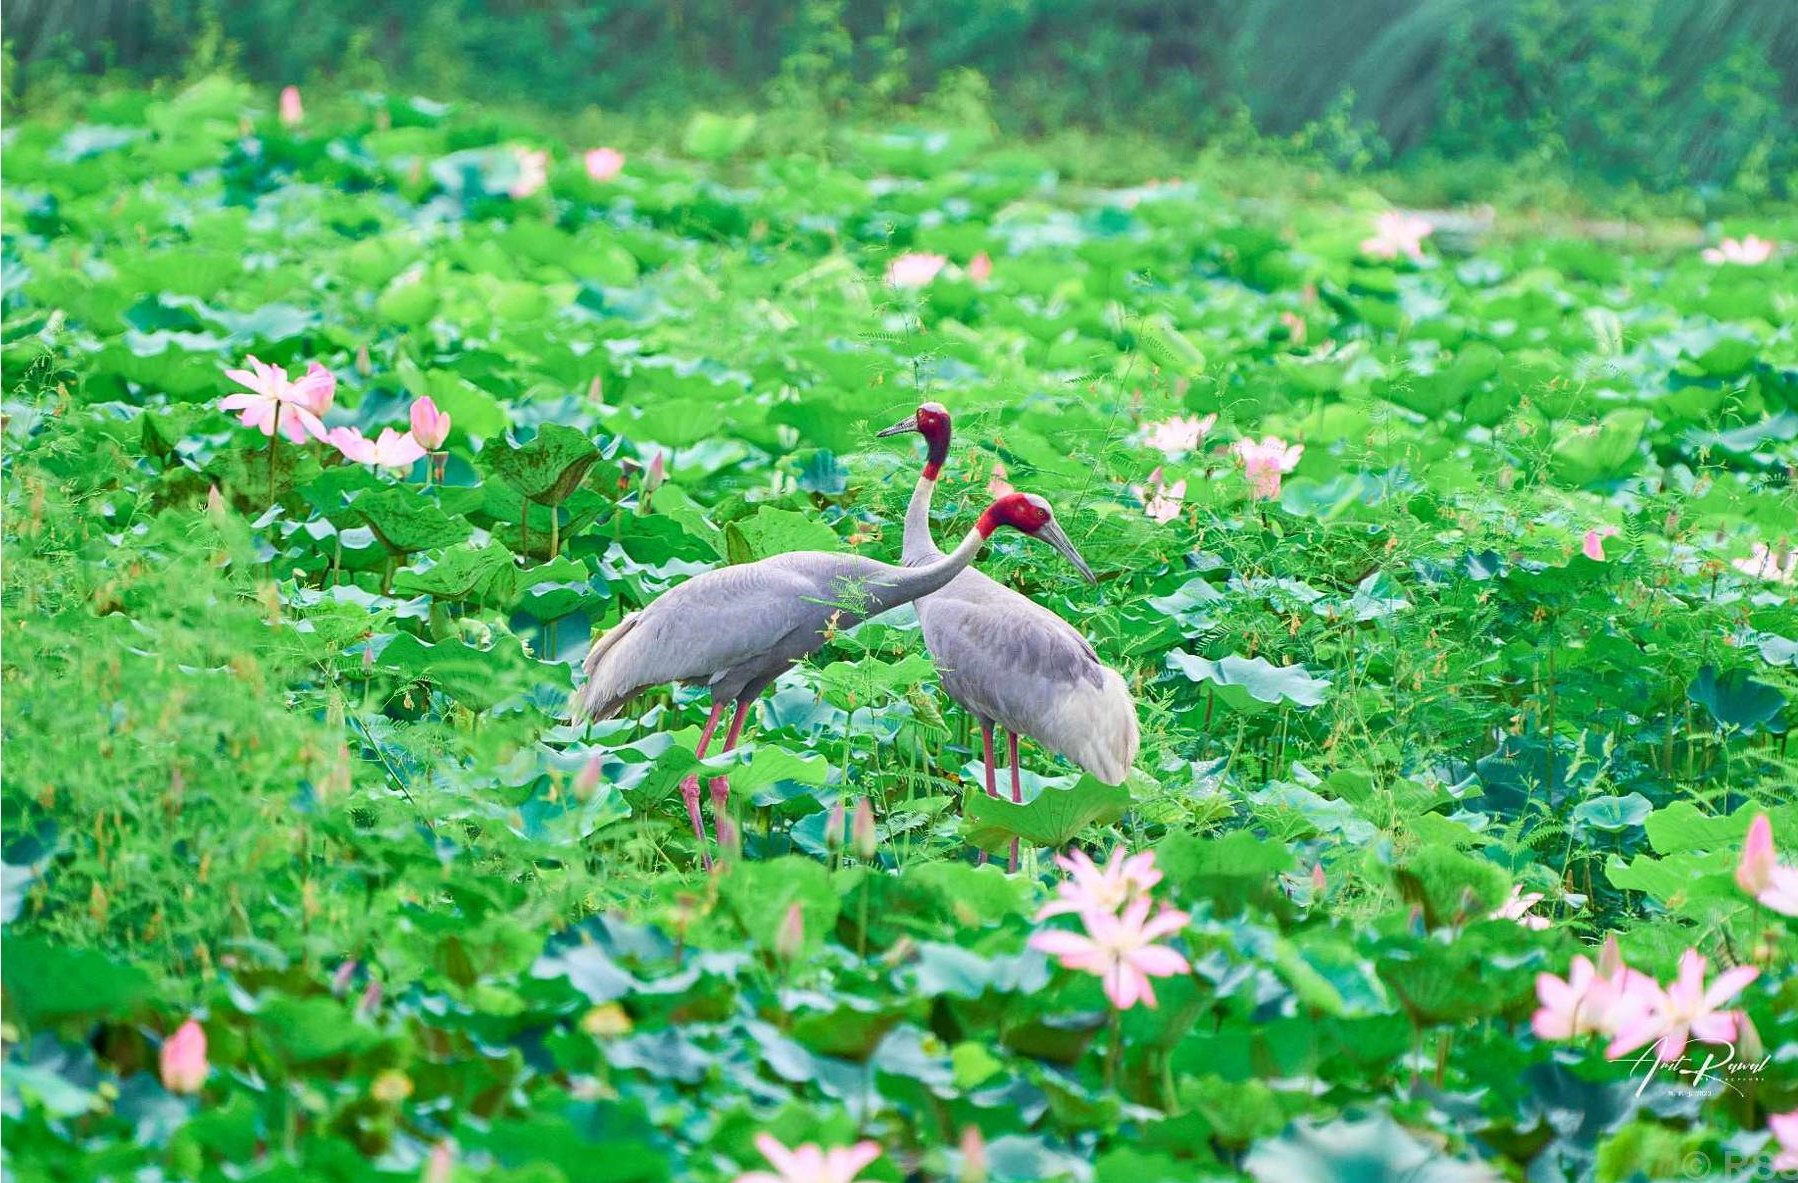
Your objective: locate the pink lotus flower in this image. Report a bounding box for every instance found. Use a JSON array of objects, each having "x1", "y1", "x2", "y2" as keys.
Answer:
[
  {"x1": 409, "y1": 396, "x2": 452, "y2": 450},
  {"x1": 279, "y1": 85, "x2": 304, "y2": 127},
  {"x1": 1736, "y1": 814, "x2": 1798, "y2": 916},
  {"x1": 1605, "y1": 949, "x2": 1758, "y2": 1063},
  {"x1": 1029, "y1": 895, "x2": 1191, "y2": 1010},
  {"x1": 1702, "y1": 235, "x2": 1774, "y2": 266},
  {"x1": 1139, "y1": 414, "x2": 1217, "y2": 457},
  {"x1": 643, "y1": 451, "x2": 667, "y2": 494},
  {"x1": 885, "y1": 252, "x2": 947, "y2": 289},
  {"x1": 1532, "y1": 956, "x2": 1610, "y2": 1040},
  {"x1": 1582, "y1": 525, "x2": 1618, "y2": 561},
  {"x1": 584, "y1": 147, "x2": 625, "y2": 182},
  {"x1": 221, "y1": 356, "x2": 329, "y2": 443},
  {"x1": 1232, "y1": 436, "x2": 1303, "y2": 500},
  {"x1": 509, "y1": 148, "x2": 549, "y2": 198},
  {"x1": 160, "y1": 1018, "x2": 209, "y2": 1093},
  {"x1": 736, "y1": 1134, "x2": 881, "y2": 1183},
  {"x1": 967, "y1": 252, "x2": 993, "y2": 284},
  {"x1": 1360, "y1": 211, "x2": 1434, "y2": 262},
  {"x1": 1493, "y1": 885, "x2": 1551, "y2": 930},
  {"x1": 1036, "y1": 847, "x2": 1164, "y2": 921},
  {"x1": 1130, "y1": 466, "x2": 1186, "y2": 524},
  {"x1": 1769, "y1": 1111, "x2": 1798, "y2": 1173},
  {"x1": 1733, "y1": 542, "x2": 1796, "y2": 583},
  {"x1": 1533, "y1": 942, "x2": 1658, "y2": 1043},
  {"x1": 329, "y1": 426, "x2": 427, "y2": 472}
]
